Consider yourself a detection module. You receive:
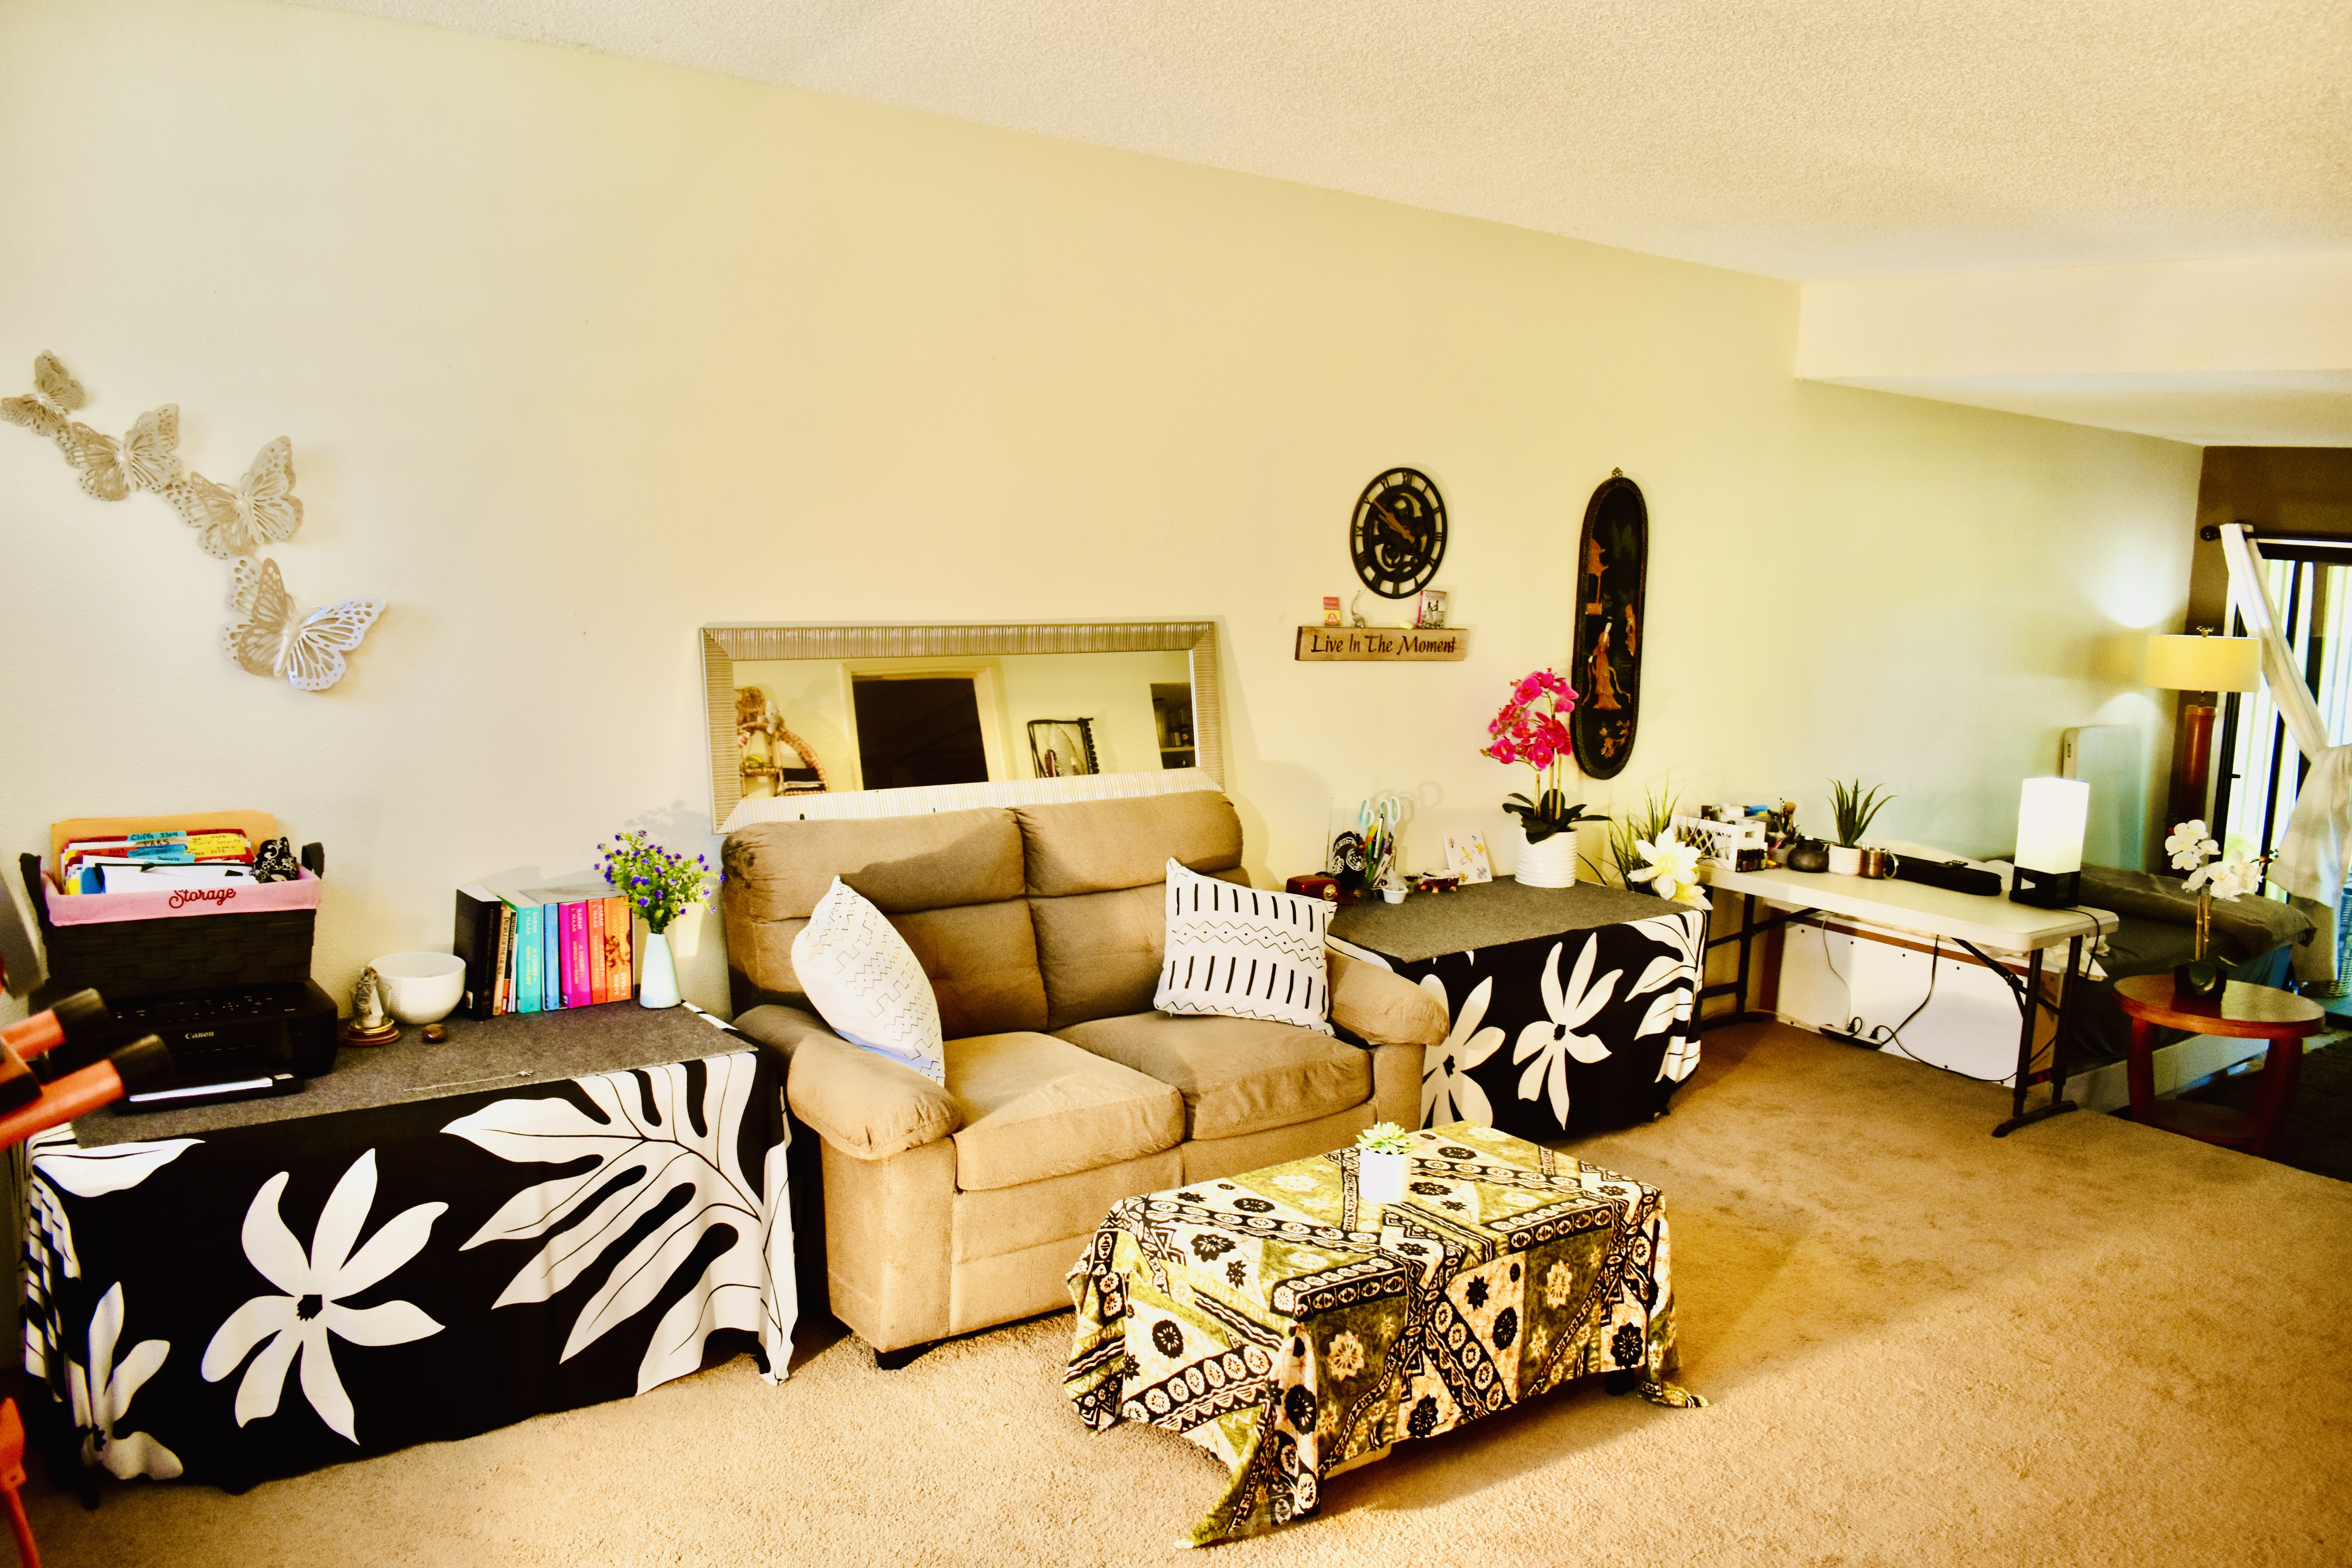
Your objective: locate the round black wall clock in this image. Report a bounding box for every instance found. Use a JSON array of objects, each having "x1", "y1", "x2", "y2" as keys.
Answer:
[
  {"x1": 1570, "y1": 471, "x2": 1647, "y2": 779},
  {"x1": 1350, "y1": 468, "x2": 1447, "y2": 598}
]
